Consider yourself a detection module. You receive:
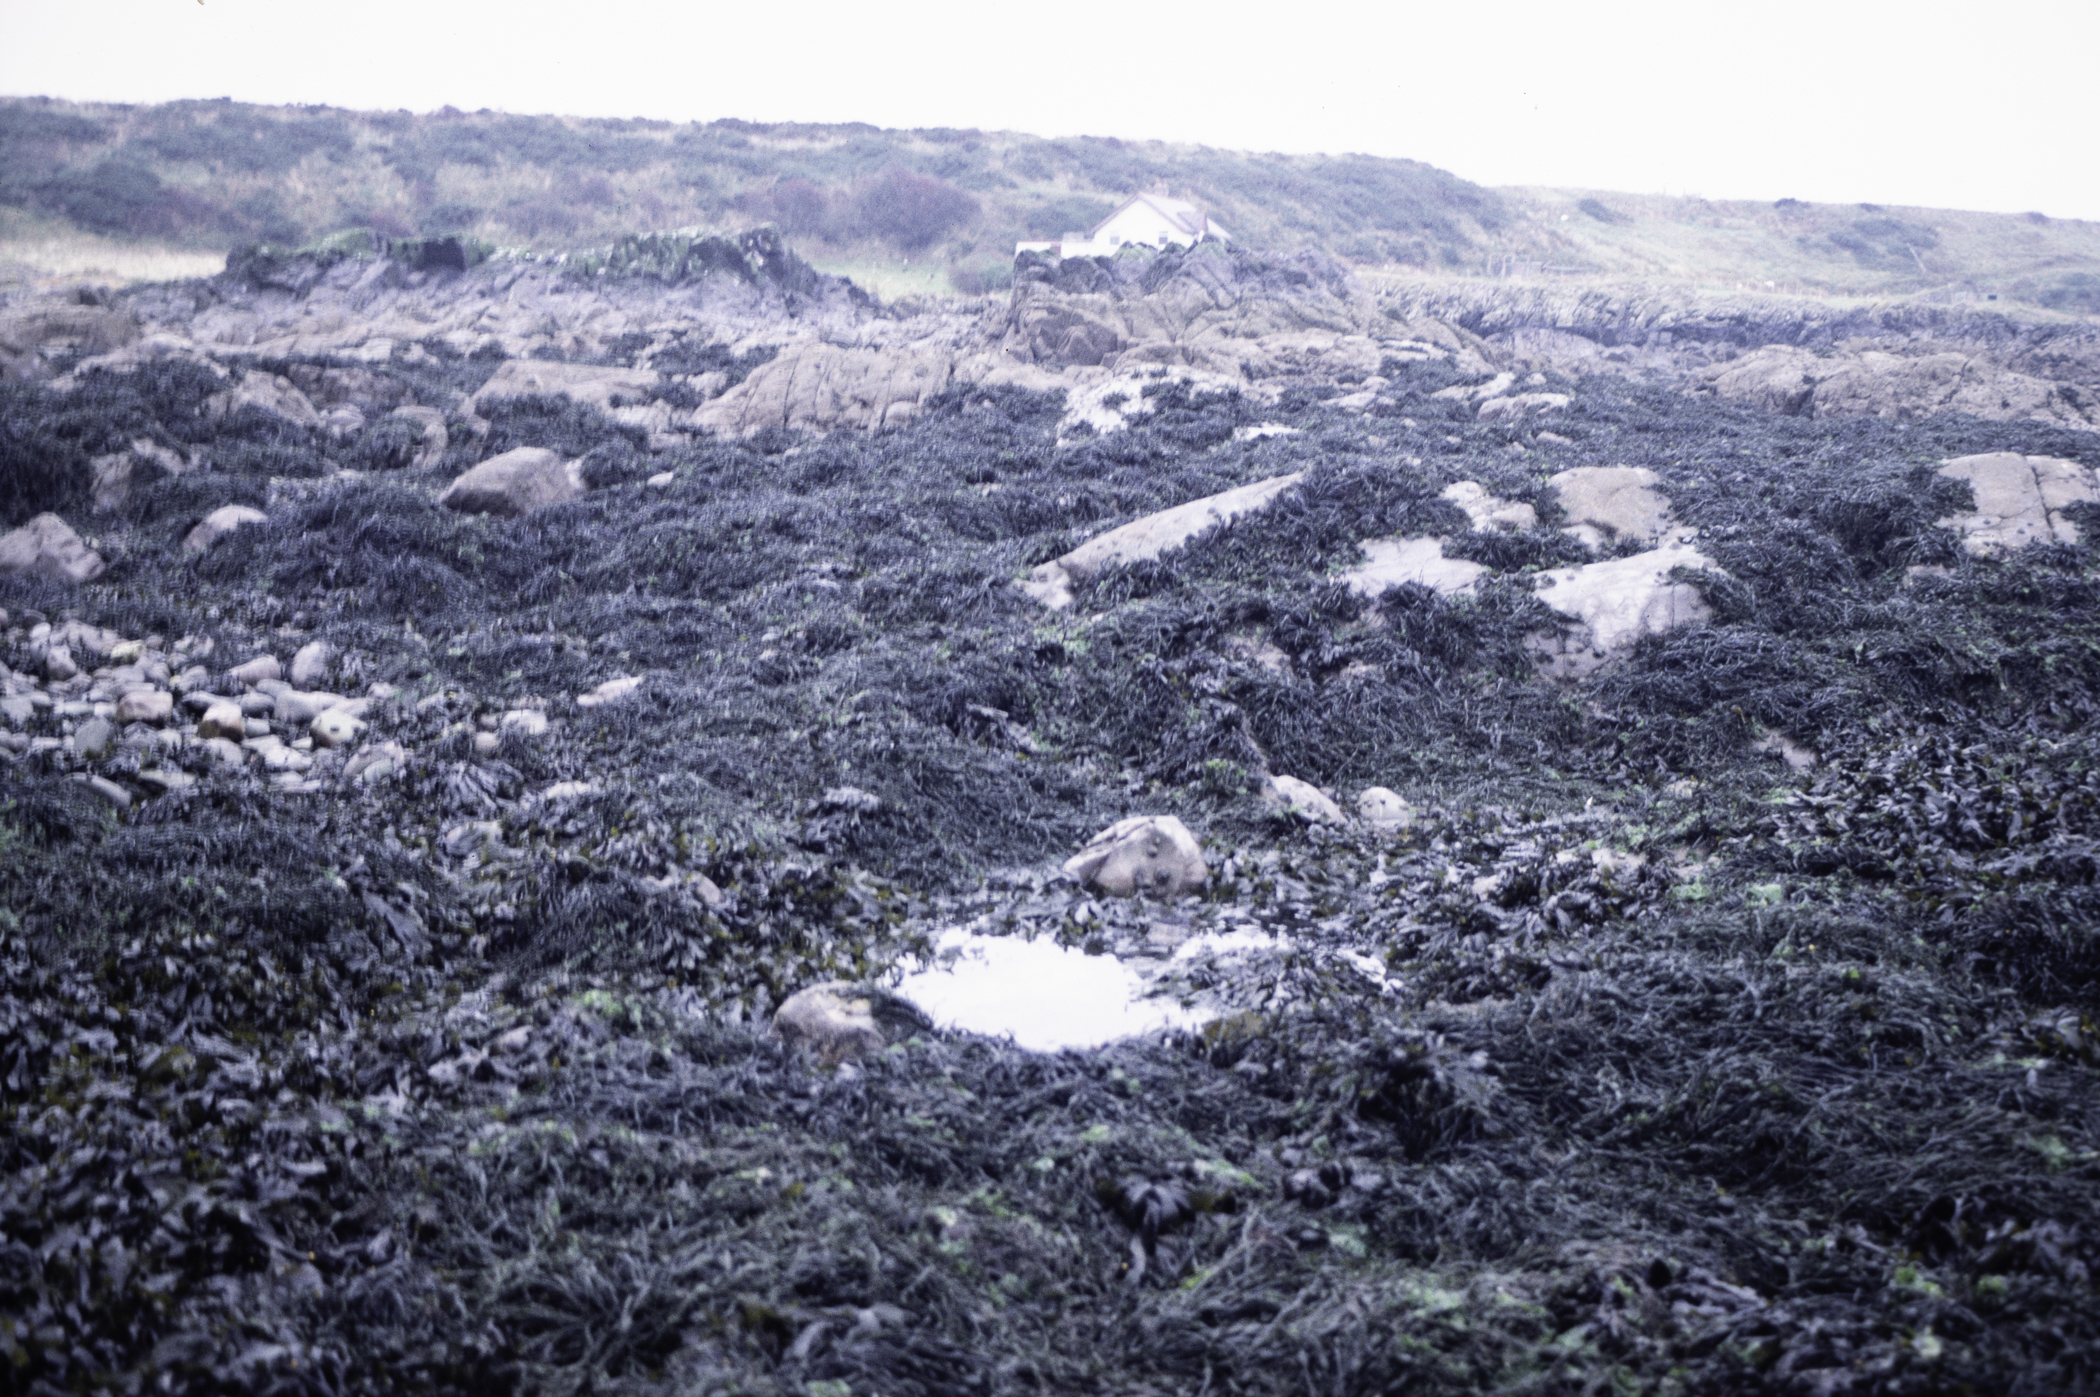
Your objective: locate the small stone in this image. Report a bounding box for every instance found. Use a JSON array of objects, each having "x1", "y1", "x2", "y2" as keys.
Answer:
[
  {"x1": 1356, "y1": 787, "x2": 1414, "y2": 829},
  {"x1": 199, "y1": 736, "x2": 246, "y2": 767},
  {"x1": 472, "y1": 731, "x2": 500, "y2": 755},
  {"x1": 136, "y1": 768, "x2": 196, "y2": 795},
  {"x1": 276, "y1": 690, "x2": 345, "y2": 725},
  {"x1": 310, "y1": 709, "x2": 366, "y2": 748},
  {"x1": 182, "y1": 505, "x2": 268, "y2": 554},
  {"x1": 1262, "y1": 774, "x2": 1348, "y2": 824},
  {"x1": 79, "y1": 774, "x2": 130, "y2": 808},
  {"x1": 197, "y1": 701, "x2": 246, "y2": 740},
  {"x1": 115, "y1": 690, "x2": 173, "y2": 724},
  {"x1": 499, "y1": 708, "x2": 549, "y2": 736},
  {"x1": 346, "y1": 741, "x2": 409, "y2": 783},
  {"x1": 576, "y1": 675, "x2": 642, "y2": 709},
  {"x1": 243, "y1": 717, "x2": 271, "y2": 739},
  {"x1": 646, "y1": 471, "x2": 675, "y2": 488},
  {"x1": 74, "y1": 716, "x2": 116, "y2": 760},
  {"x1": 229, "y1": 655, "x2": 282, "y2": 688},
  {"x1": 773, "y1": 982, "x2": 929, "y2": 1065},
  {"x1": 289, "y1": 640, "x2": 334, "y2": 687},
  {"x1": 43, "y1": 647, "x2": 78, "y2": 681},
  {"x1": 1063, "y1": 816, "x2": 1209, "y2": 897}
]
